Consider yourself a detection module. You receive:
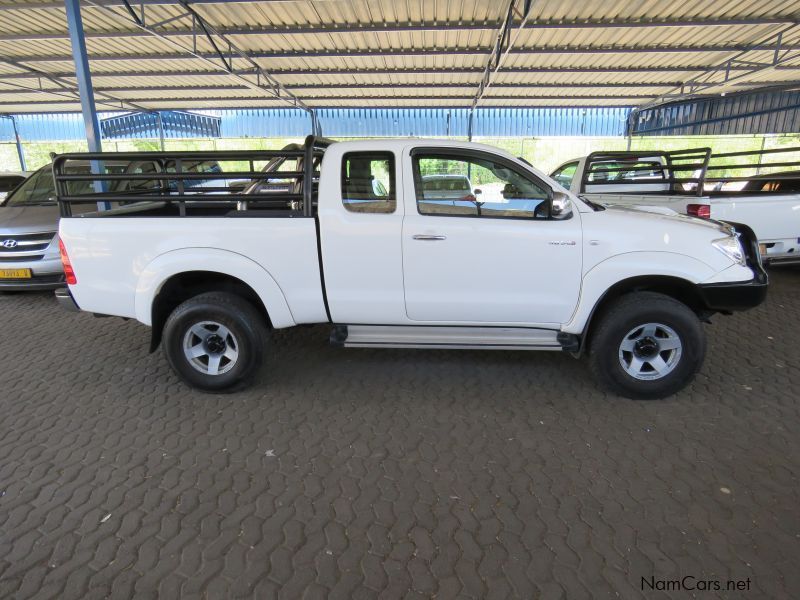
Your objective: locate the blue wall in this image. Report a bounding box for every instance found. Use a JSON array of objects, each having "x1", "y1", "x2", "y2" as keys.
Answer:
[
  {"x1": 220, "y1": 108, "x2": 630, "y2": 138},
  {"x1": 1, "y1": 108, "x2": 631, "y2": 142}
]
